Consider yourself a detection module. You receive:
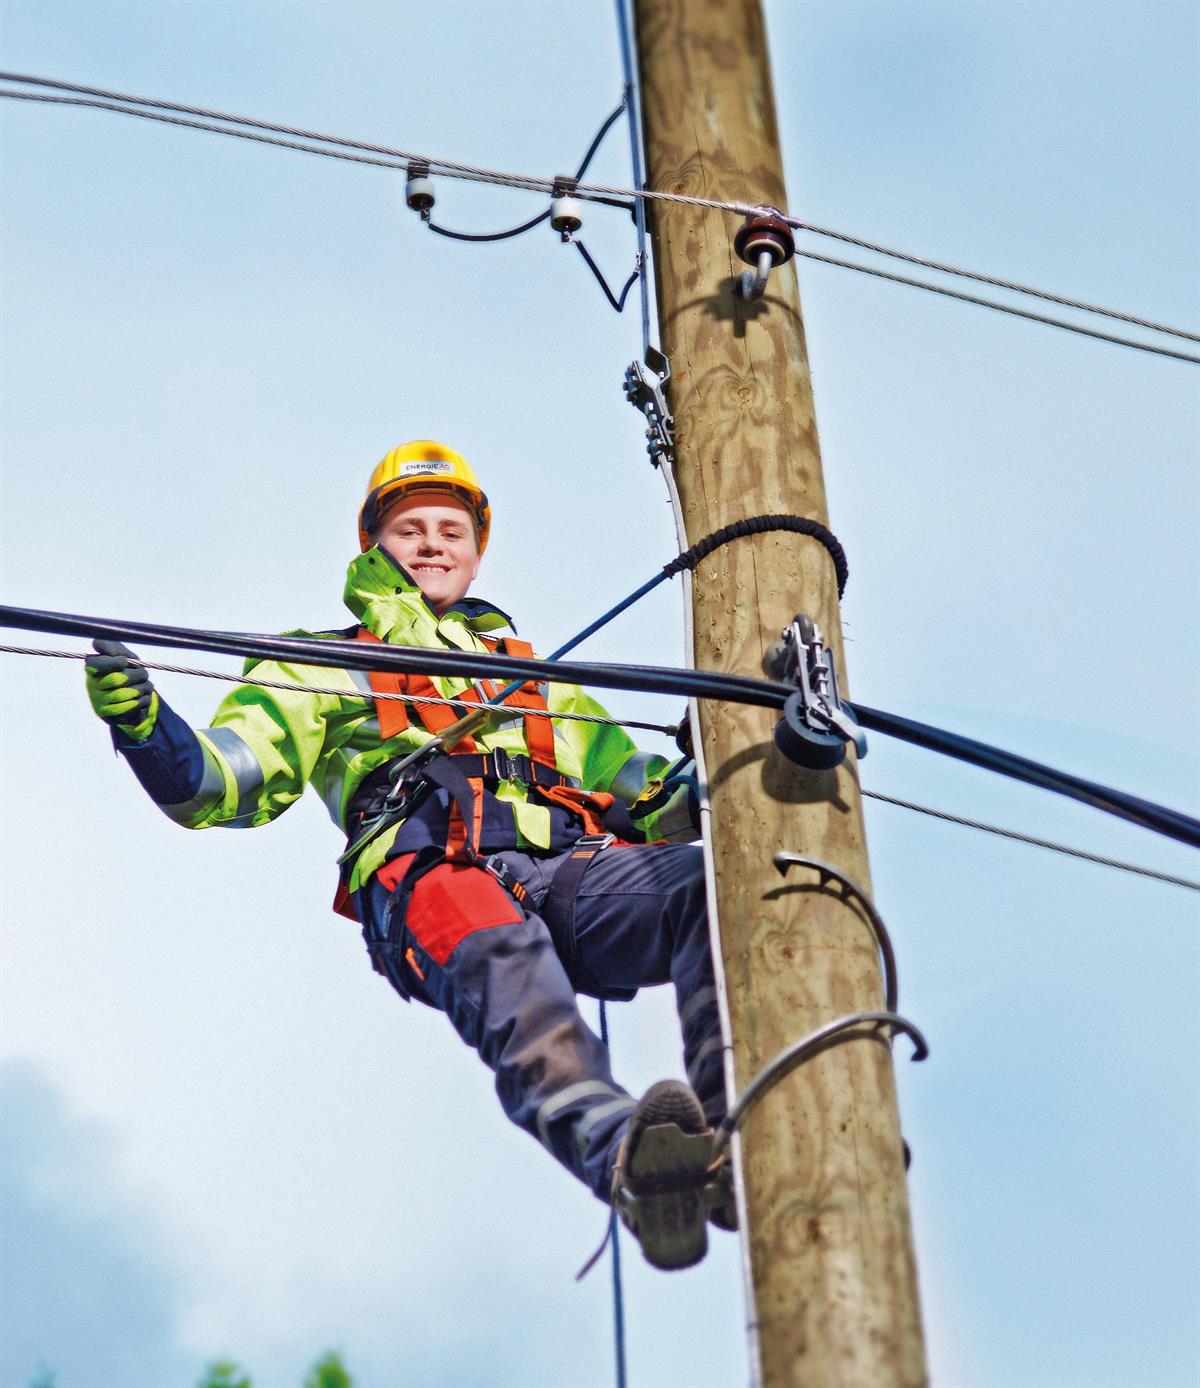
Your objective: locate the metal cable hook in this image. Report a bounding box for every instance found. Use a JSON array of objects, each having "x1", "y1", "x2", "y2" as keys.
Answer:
[
  {"x1": 711, "y1": 1010, "x2": 928, "y2": 1159},
  {"x1": 773, "y1": 852, "x2": 899, "y2": 1012}
]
